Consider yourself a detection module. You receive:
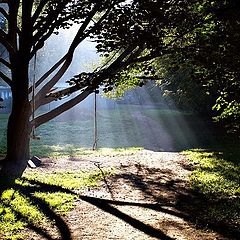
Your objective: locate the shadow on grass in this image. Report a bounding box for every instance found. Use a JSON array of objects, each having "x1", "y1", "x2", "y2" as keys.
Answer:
[
  {"x1": 0, "y1": 158, "x2": 239, "y2": 240},
  {"x1": 0, "y1": 182, "x2": 72, "y2": 240},
  {"x1": 0, "y1": 178, "x2": 173, "y2": 240}
]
